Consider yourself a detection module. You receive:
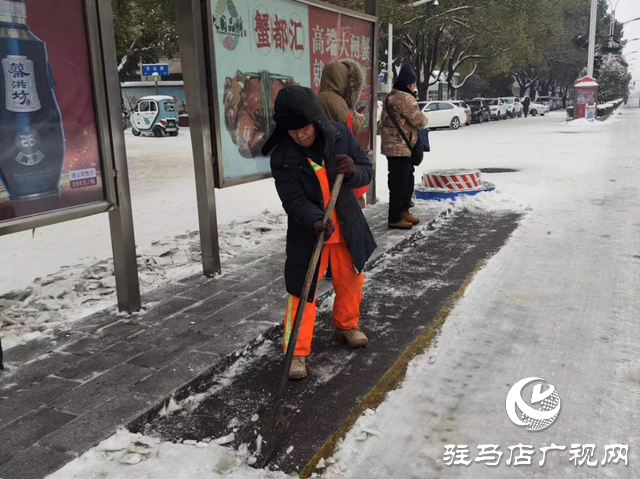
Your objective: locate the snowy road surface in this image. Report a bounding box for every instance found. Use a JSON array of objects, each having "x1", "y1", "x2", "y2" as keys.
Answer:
[
  {"x1": 4, "y1": 112, "x2": 559, "y2": 293},
  {"x1": 321, "y1": 111, "x2": 640, "y2": 477}
]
